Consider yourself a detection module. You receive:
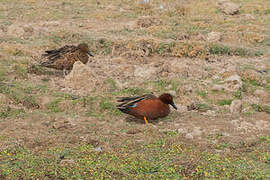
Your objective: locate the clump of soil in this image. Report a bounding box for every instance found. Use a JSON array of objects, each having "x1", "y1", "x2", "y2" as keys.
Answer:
[{"x1": 136, "y1": 16, "x2": 162, "y2": 28}]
